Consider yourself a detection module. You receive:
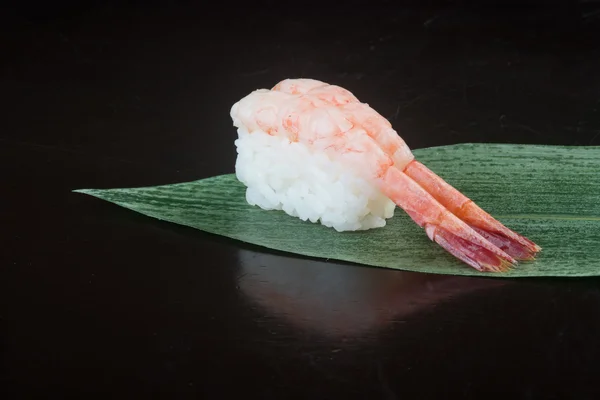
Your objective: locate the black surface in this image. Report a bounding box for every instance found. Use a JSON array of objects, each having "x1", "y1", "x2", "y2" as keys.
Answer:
[{"x1": 3, "y1": 1, "x2": 600, "y2": 398}]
